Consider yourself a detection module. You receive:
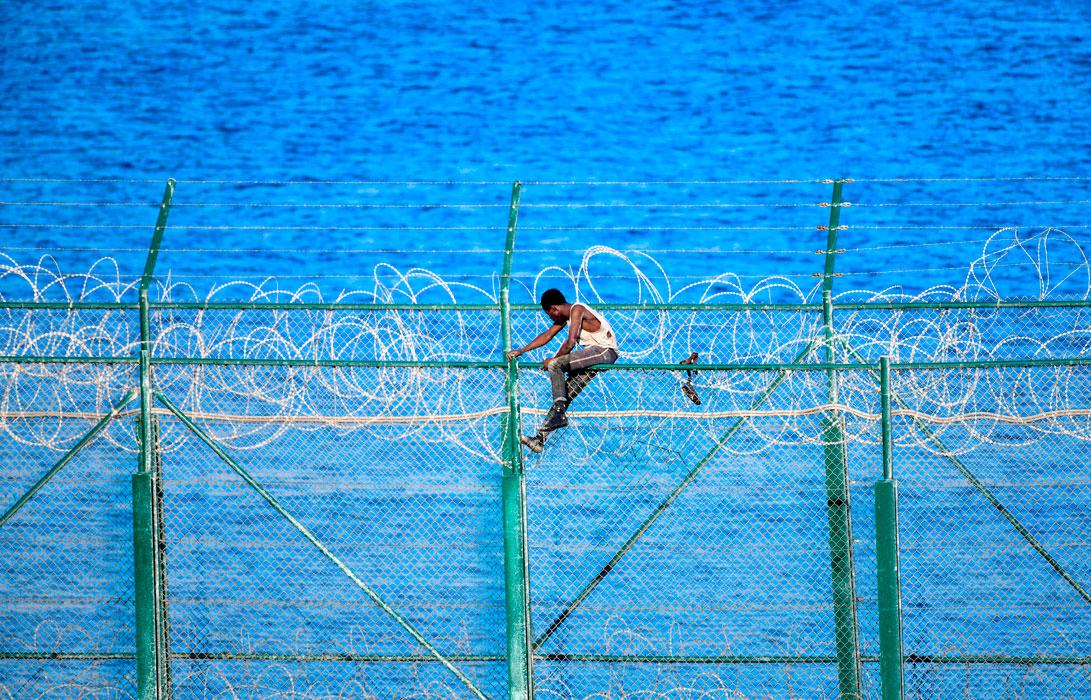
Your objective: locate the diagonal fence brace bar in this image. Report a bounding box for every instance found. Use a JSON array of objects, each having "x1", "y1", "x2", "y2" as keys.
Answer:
[
  {"x1": 0, "y1": 387, "x2": 139, "y2": 528},
  {"x1": 839, "y1": 339, "x2": 1091, "y2": 606},
  {"x1": 533, "y1": 336, "x2": 822, "y2": 650},
  {"x1": 153, "y1": 389, "x2": 490, "y2": 700}
]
